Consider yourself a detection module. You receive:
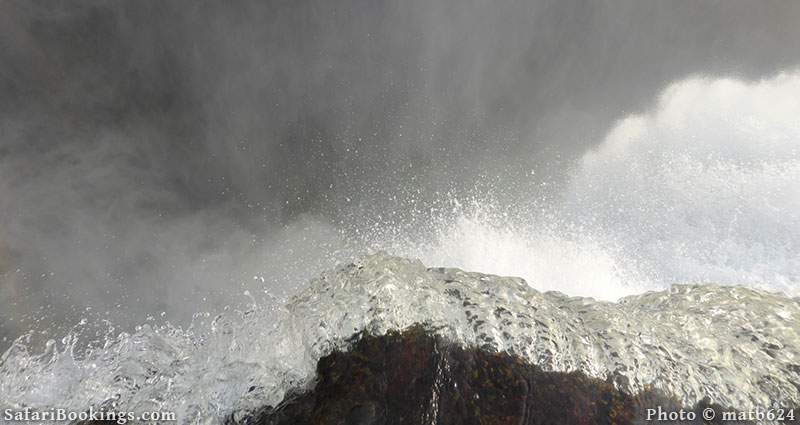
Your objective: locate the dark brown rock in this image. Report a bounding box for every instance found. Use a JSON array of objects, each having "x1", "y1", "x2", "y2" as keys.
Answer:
[{"x1": 230, "y1": 327, "x2": 765, "y2": 425}]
